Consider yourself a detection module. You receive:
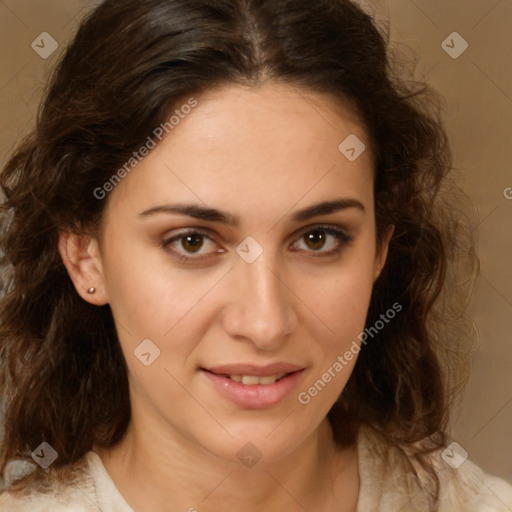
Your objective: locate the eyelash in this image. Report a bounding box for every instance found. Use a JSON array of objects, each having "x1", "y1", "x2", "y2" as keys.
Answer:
[{"x1": 161, "y1": 224, "x2": 354, "y2": 263}]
